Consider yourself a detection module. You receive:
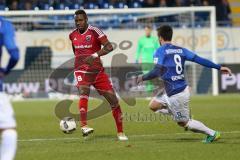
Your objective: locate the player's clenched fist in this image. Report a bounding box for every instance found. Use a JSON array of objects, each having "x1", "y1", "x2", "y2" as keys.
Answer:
[
  {"x1": 220, "y1": 66, "x2": 232, "y2": 76},
  {"x1": 134, "y1": 75, "x2": 143, "y2": 85},
  {"x1": 84, "y1": 53, "x2": 99, "y2": 65}
]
